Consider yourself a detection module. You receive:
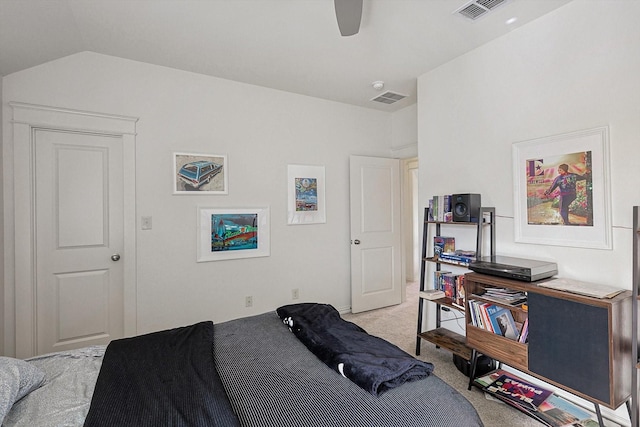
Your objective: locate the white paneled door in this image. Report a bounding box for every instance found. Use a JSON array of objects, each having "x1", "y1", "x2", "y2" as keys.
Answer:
[
  {"x1": 34, "y1": 129, "x2": 125, "y2": 354},
  {"x1": 350, "y1": 155, "x2": 402, "y2": 313}
]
